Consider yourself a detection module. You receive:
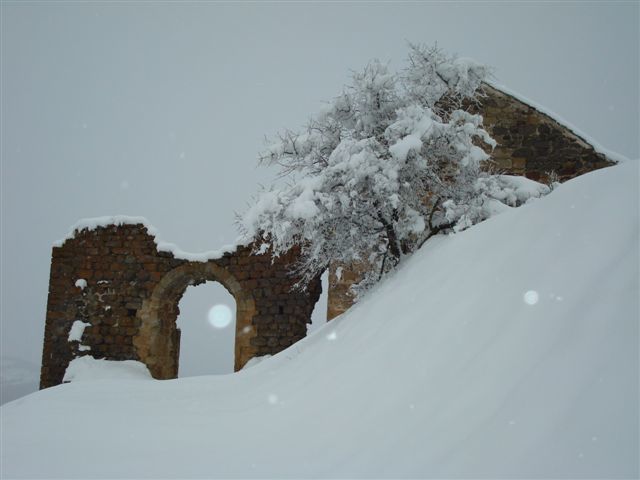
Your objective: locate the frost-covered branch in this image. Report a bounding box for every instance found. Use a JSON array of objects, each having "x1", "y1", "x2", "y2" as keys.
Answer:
[{"x1": 239, "y1": 43, "x2": 547, "y2": 295}]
